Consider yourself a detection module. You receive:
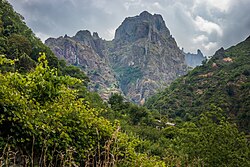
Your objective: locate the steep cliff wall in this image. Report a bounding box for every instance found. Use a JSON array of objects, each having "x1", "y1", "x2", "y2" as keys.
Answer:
[{"x1": 46, "y1": 11, "x2": 188, "y2": 103}]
